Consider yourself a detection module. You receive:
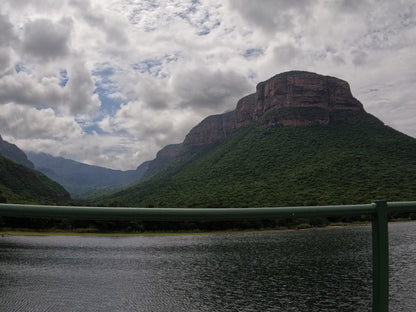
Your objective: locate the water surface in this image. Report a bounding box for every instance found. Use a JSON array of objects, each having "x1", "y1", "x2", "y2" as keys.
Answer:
[{"x1": 1, "y1": 223, "x2": 416, "y2": 311}]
